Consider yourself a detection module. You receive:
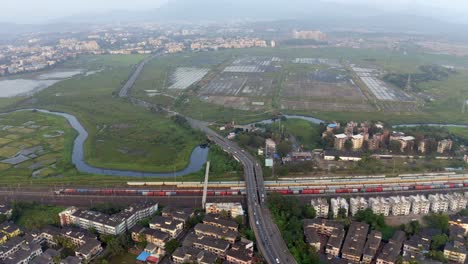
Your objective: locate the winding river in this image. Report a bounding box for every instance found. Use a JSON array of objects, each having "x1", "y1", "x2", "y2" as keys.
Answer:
[
  {"x1": 17, "y1": 109, "x2": 209, "y2": 177},
  {"x1": 11, "y1": 109, "x2": 465, "y2": 177}
]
